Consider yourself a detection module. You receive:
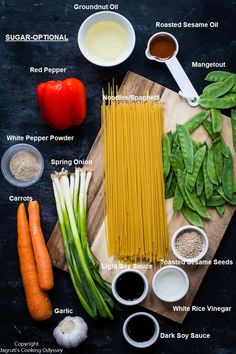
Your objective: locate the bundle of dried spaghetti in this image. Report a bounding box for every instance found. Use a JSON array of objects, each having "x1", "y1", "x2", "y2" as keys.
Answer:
[{"x1": 101, "y1": 90, "x2": 169, "y2": 263}]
